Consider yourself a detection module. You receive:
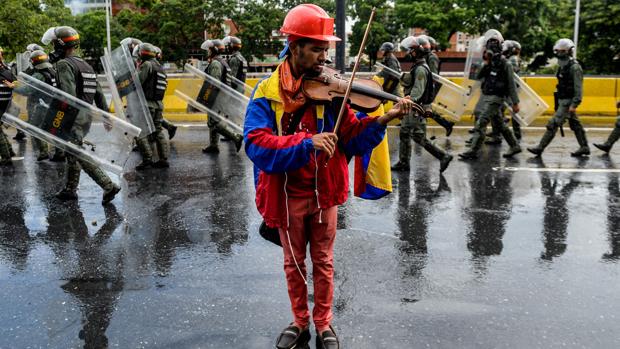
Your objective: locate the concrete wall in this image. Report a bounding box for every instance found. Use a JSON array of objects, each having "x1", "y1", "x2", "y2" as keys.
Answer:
[{"x1": 162, "y1": 76, "x2": 620, "y2": 123}]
